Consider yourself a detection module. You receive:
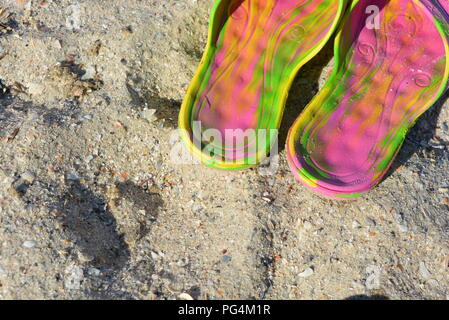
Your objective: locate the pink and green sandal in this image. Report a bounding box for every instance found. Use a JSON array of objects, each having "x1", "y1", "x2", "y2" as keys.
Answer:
[
  {"x1": 179, "y1": 0, "x2": 347, "y2": 169},
  {"x1": 287, "y1": 0, "x2": 449, "y2": 198}
]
